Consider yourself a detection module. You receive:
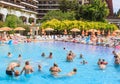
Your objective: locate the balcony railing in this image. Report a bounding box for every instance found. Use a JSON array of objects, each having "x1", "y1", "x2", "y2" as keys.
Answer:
[
  {"x1": 37, "y1": 13, "x2": 46, "y2": 15},
  {"x1": 21, "y1": 2, "x2": 38, "y2": 8},
  {"x1": 21, "y1": 0, "x2": 37, "y2": 7},
  {"x1": 22, "y1": 9, "x2": 38, "y2": 14},
  {"x1": 33, "y1": 0, "x2": 38, "y2": 3},
  {"x1": 37, "y1": 9, "x2": 59, "y2": 11},
  {"x1": 37, "y1": 4, "x2": 59, "y2": 6},
  {"x1": 0, "y1": 0, "x2": 25, "y2": 9}
]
